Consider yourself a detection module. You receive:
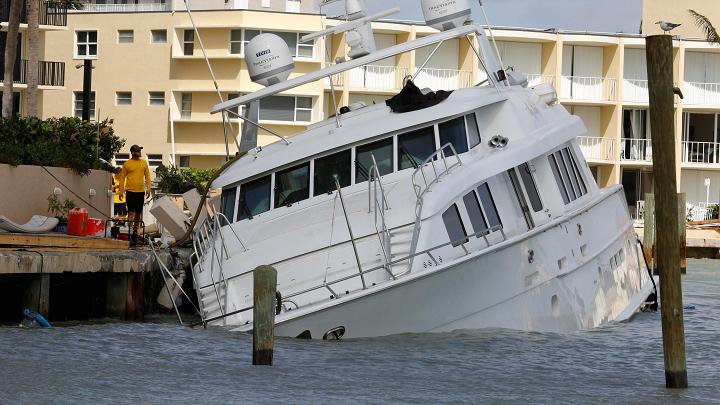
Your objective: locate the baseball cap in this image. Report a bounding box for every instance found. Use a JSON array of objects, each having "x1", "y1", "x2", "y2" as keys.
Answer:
[{"x1": 130, "y1": 144, "x2": 143, "y2": 152}]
